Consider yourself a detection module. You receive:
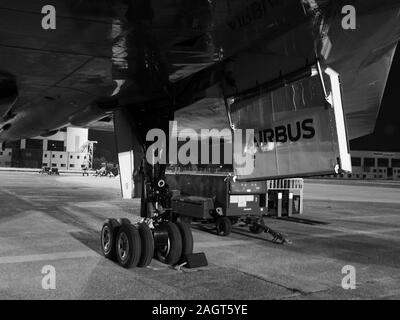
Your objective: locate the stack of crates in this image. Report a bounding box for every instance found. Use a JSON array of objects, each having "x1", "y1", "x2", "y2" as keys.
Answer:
[{"x1": 266, "y1": 178, "x2": 304, "y2": 217}]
